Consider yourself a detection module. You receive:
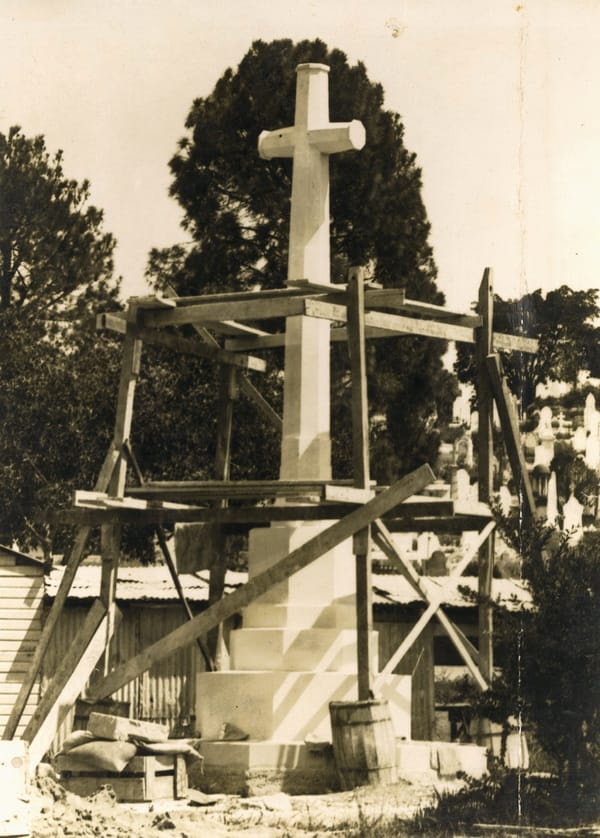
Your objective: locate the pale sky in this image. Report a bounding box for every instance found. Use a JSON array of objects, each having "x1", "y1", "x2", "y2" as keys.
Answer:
[{"x1": 1, "y1": 0, "x2": 599, "y2": 312}]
